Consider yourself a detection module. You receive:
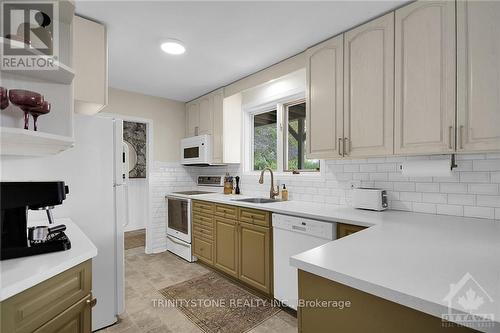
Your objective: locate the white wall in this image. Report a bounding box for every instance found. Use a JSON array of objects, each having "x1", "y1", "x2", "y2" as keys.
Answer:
[{"x1": 103, "y1": 88, "x2": 185, "y2": 163}]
